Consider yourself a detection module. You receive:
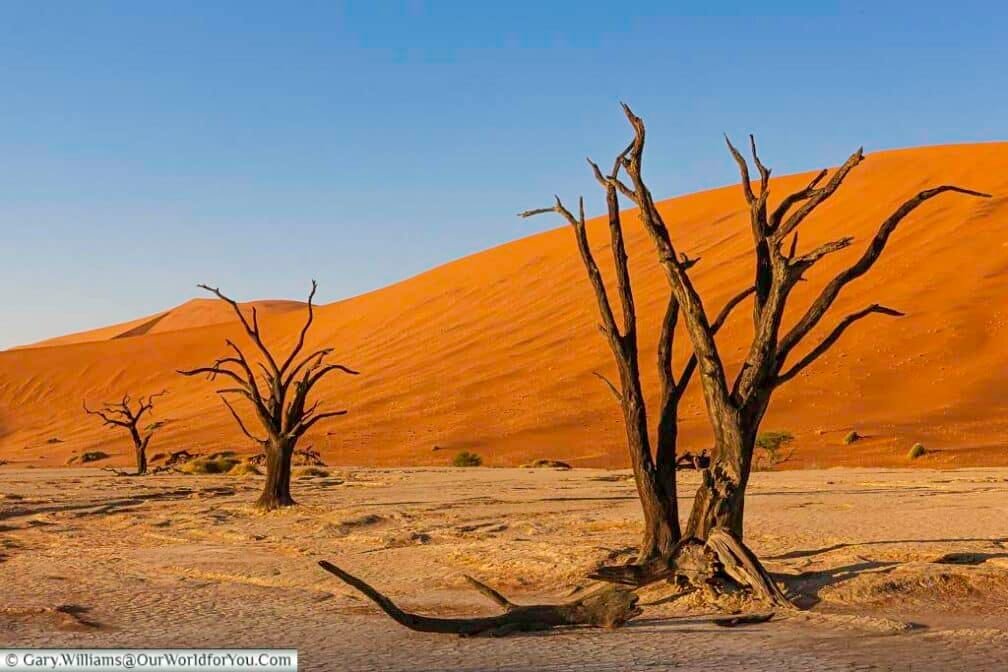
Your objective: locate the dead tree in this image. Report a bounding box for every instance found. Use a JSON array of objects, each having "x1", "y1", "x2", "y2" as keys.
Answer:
[
  {"x1": 523, "y1": 105, "x2": 988, "y2": 598},
  {"x1": 519, "y1": 169, "x2": 753, "y2": 560},
  {"x1": 603, "y1": 106, "x2": 988, "y2": 542},
  {"x1": 178, "y1": 281, "x2": 357, "y2": 510},
  {"x1": 83, "y1": 390, "x2": 166, "y2": 475}
]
